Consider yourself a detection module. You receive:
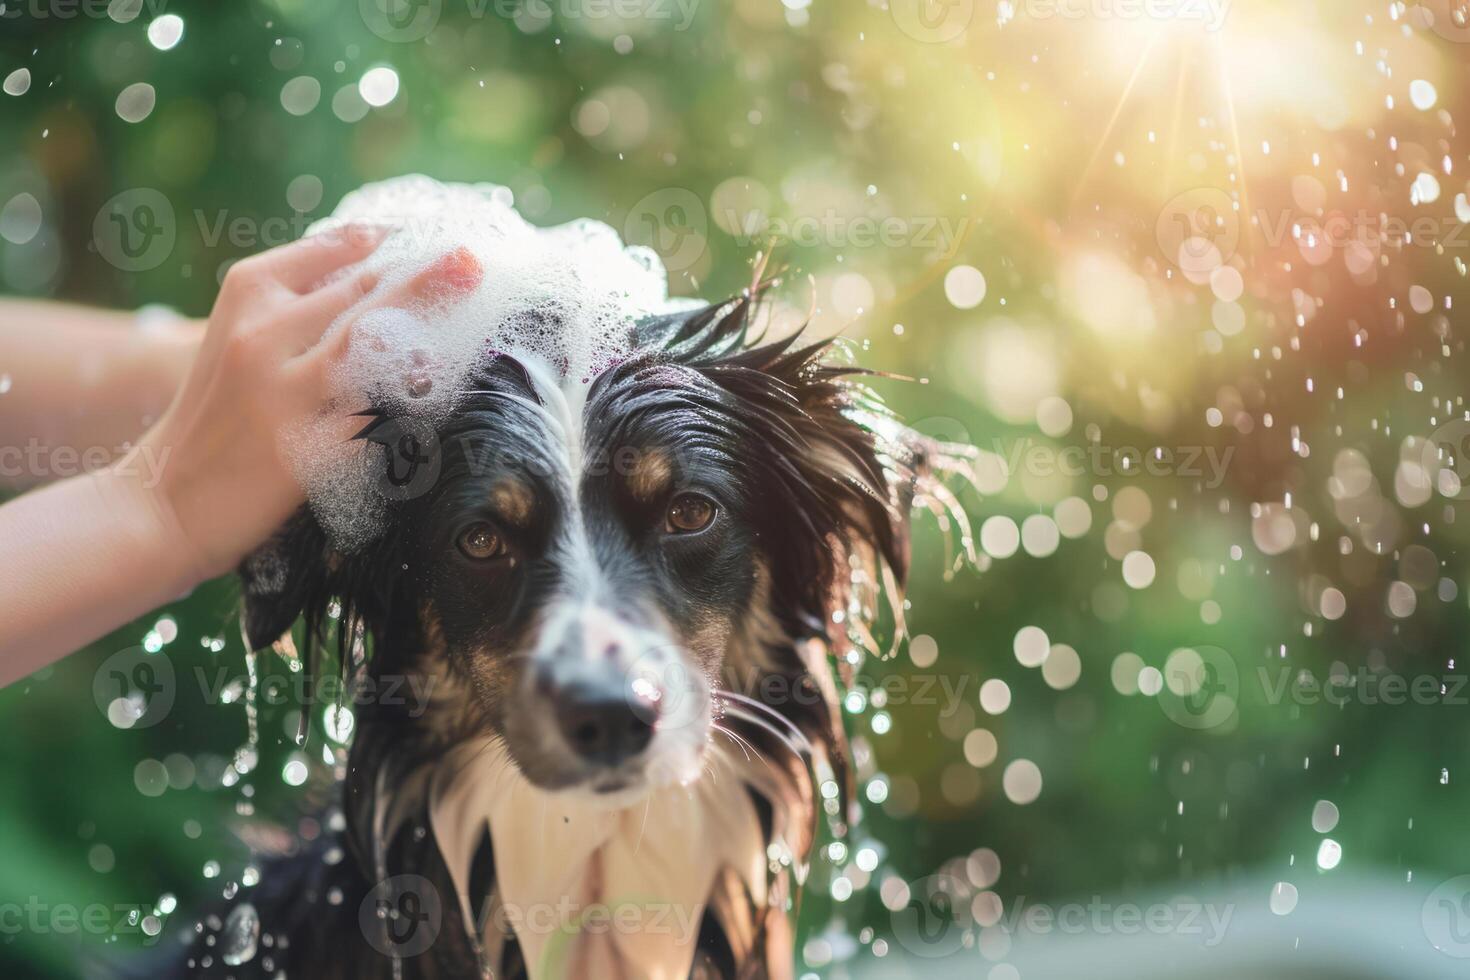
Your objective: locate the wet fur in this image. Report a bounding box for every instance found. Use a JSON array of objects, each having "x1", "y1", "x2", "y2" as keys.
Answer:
[{"x1": 161, "y1": 291, "x2": 959, "y2": 979}]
